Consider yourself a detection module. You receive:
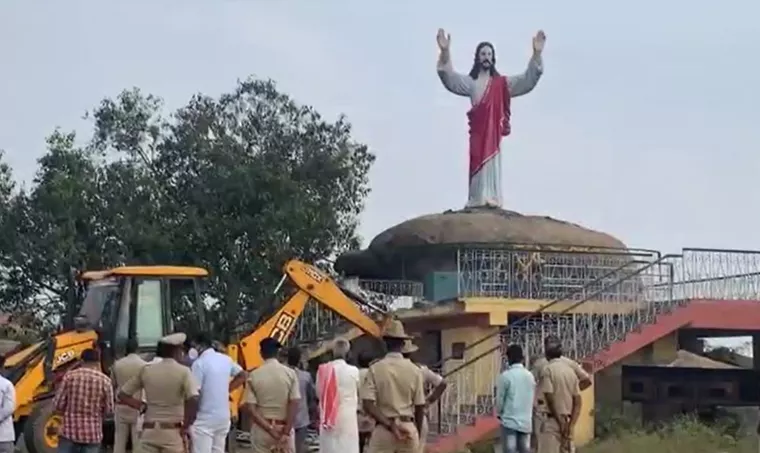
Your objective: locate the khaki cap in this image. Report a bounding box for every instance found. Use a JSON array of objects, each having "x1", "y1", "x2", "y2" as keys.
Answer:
[
  {"x1": 382, "y1": 320, "x2": 411, "y2": 339},
  {"x1": 160, "y1": 332, "x2": 187, "y2": 346},
  {"x1": 401, "y1": 340, "x2": 419, "y2": 354}
]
